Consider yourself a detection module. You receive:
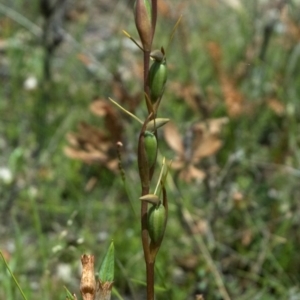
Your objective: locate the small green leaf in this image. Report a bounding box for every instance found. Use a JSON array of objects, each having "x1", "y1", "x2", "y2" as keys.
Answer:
[
  {"x1": 0, "y1": 250, "x2": 28, "y2": 300},
  {"x1": 64, "y1": 286, "x2": 75, "y2": 299},
  {"x1": 99, "y1": 242, "x2": 114, "y2": 282}
]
